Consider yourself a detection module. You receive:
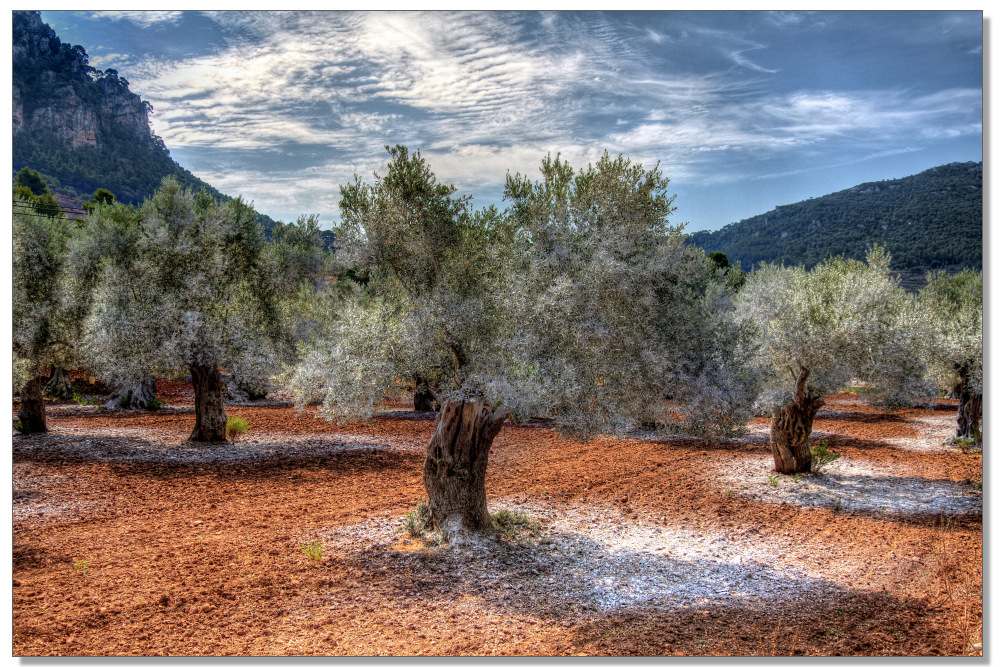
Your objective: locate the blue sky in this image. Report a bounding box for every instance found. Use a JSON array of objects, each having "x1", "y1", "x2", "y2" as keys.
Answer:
[{"x1": 38, "y1": 10, "x2": 983, "y2": 232}]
